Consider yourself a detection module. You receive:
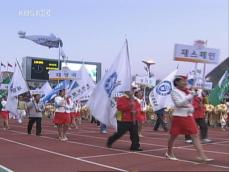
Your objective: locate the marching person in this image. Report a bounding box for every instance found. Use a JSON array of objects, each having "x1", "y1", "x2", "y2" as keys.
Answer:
[
  {"x1": 107, "y1": 89, "x2": 143, "y2": 151},
  {"x1": 27, "y1": 93, "x2": 45, "y2": 136},
  {"x1": 153, "y1": 108, "x2": 168, "y2": 132},
  {"x1": 166, "y1": 76, "x2": 213, "y2": 162},
  {"x1": 185, "y1": 89, "x2": 212, "y2": 144},
  {"x1": 0, "y1": 97, "x2": 10, "y2": 130},
  {"x1": 134, "y1": 89, "x2": 147, "y2": 137},
  {"x1": 53, "y1": 89, "x2": 71, "y2": 141}
]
